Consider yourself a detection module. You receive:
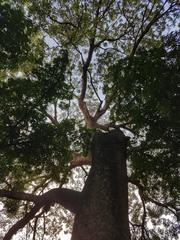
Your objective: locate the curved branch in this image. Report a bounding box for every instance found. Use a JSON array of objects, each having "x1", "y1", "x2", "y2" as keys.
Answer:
[
  {"x1": 0, "y1": 190, "x2": 38, "y2": 202},
  {"x1": 146, "y1": 196, "x2": 177, "y2": 216},
  {"x1": 3, "y1": 203, "x2": 42, "y2": 240},
  {"x1": 2, "y1": 188, "x2": 82, "y2": 240},
  {"x1": 128, "y1": 178, "x2": 177, "y2": 216},
  {"x1": 129, "y1": 1, "x2": 178, "y2": 60},
  {"x1": 0, "y1": 188, "x2": 82, "y2": 214}
]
